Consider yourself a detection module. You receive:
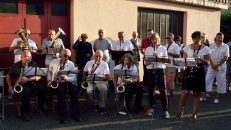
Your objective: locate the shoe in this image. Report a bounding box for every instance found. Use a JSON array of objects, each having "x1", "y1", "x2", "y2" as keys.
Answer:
[
  {"x1": 200, "y1": 97, "x2": 206, "y2": 101},
  {"x1": 72, "y1": 115, "x2": 82, "y2": 122},
  {"x1": 22, "y1": 113, "x2": 31, "y2": 122},
  {"x1": 175, "y1": 113, "x2": 182, "y2": 120},
  {"x1": 164, "y1": 111, "x2": 170, "y2": 119},
  {"x1": 189, "y1": 114, "x2": 197, "y2": 122},
  {"x1": 146, "y1": 108, "x2": 154, "y2": 116},
  {"x1": 99, "y1": 108, "x2": 107, "y2": 115},
  {"x1": 214, "y1": 98, "x2": 219, "y2": 104},
  {"x1": 59, "y1": 119, "x2": 68, "y2": 124},
  {"x1": 94, "y1": 105, "x2": 100, "y2": 112}
]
